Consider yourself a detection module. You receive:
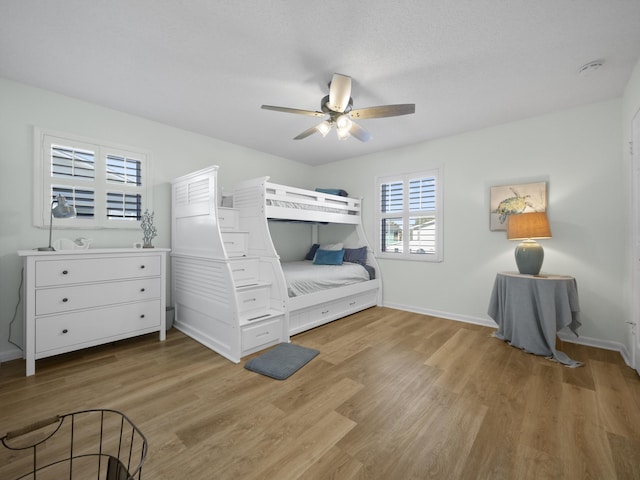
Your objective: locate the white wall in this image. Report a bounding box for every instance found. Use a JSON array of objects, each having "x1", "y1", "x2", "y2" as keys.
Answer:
[
  {"x1": 313, "y1": 99, "x2": 627, "y2": 349},
  {"x1": 0, "y1": 78, "x2": 311, "y2": 361},
  {"x1": 622, "y1": 58, "x2": 640, "y2": 360},
  {"x1": 0, "y1": 75, "x2": 633, "y2": 363}
]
